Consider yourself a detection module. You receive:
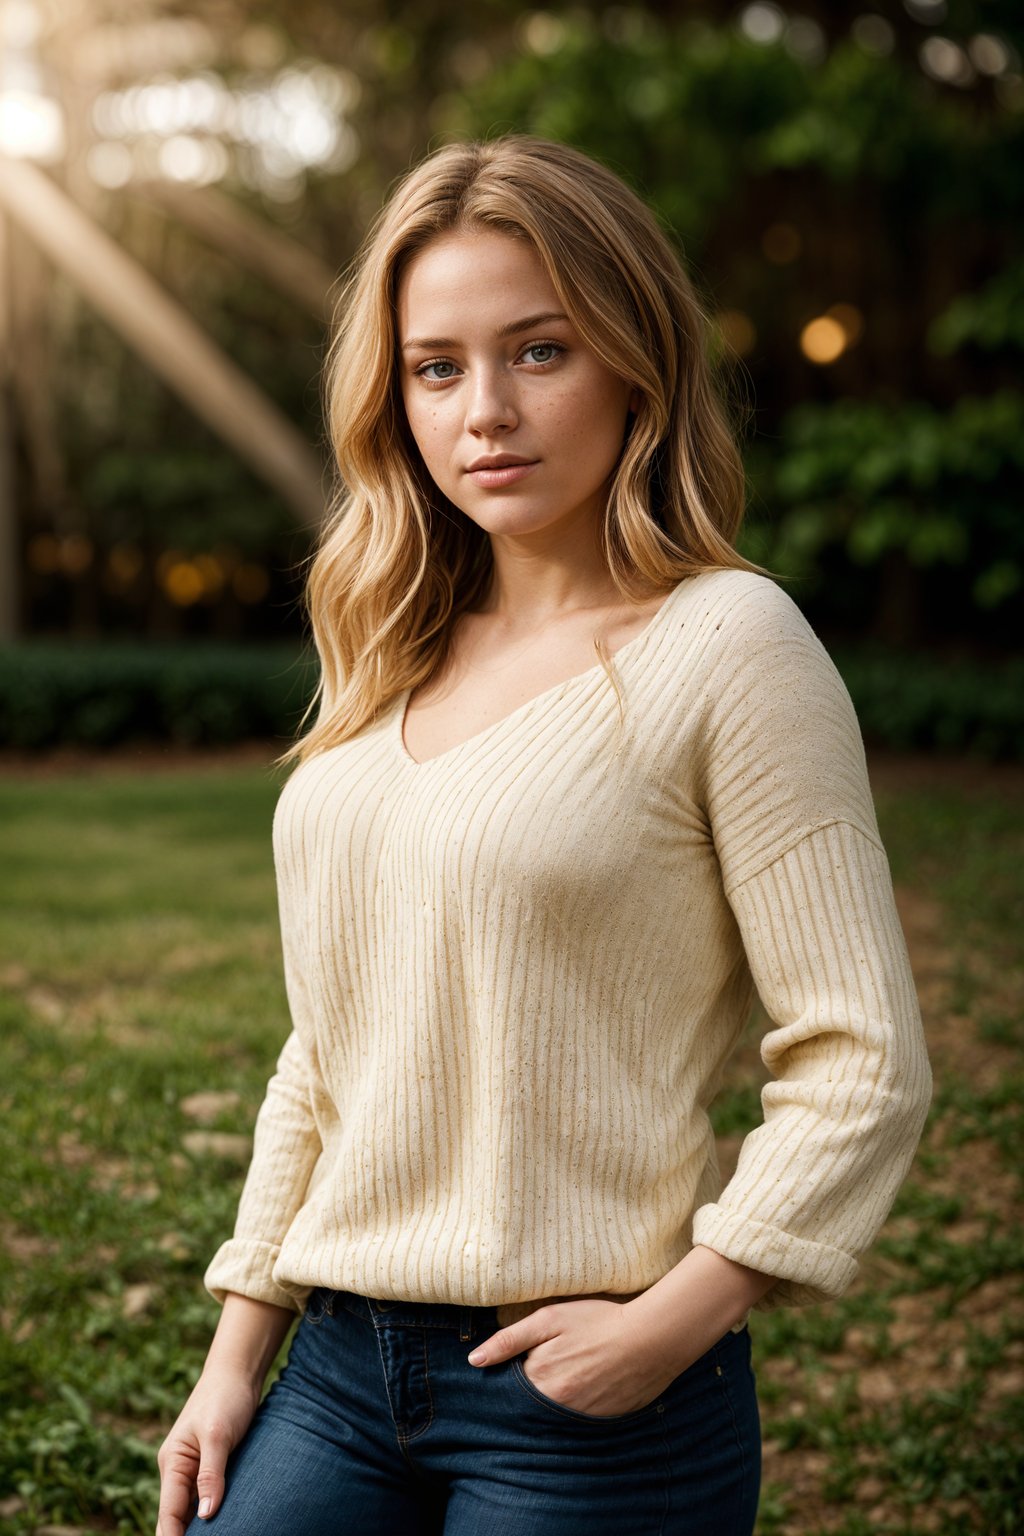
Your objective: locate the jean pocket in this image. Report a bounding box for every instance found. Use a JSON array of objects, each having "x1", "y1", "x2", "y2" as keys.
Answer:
[
  {"x1": 509, "y1": 1354, "x2": 663, "y2": 1425},
  {"x1": 302, "y1": 1286, "x2": 337, "y2": 1326},
  {"x1": 717, "y1": 1324, "x2": 756, "y2": 1386}
]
